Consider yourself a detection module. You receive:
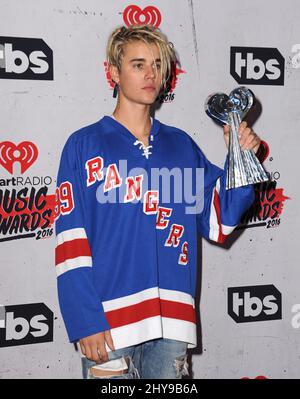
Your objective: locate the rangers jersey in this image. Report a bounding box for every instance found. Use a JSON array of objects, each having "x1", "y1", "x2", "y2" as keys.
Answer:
[{"x1": 54, "y1": 115, "x2": 256, "y2": 351}]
